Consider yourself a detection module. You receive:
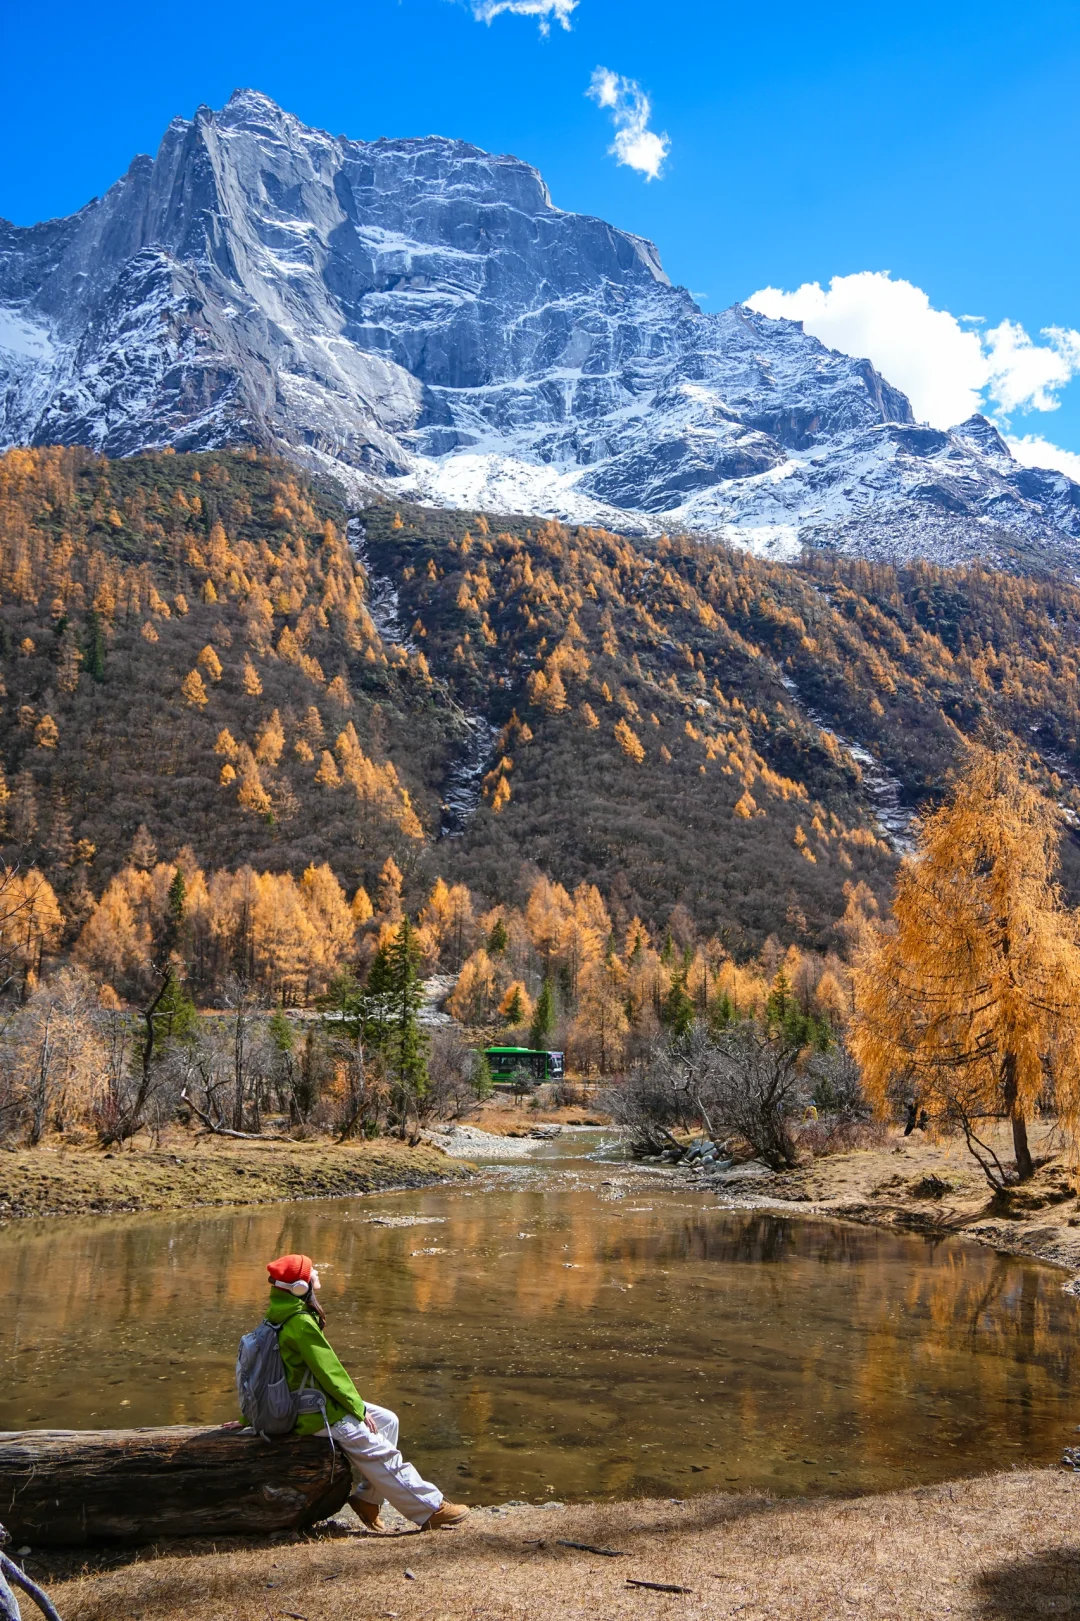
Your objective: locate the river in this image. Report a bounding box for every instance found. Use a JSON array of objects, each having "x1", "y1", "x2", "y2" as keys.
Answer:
[{"x1": 1, "y1": 1134, "x2": 1077, "y2": 1503}]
